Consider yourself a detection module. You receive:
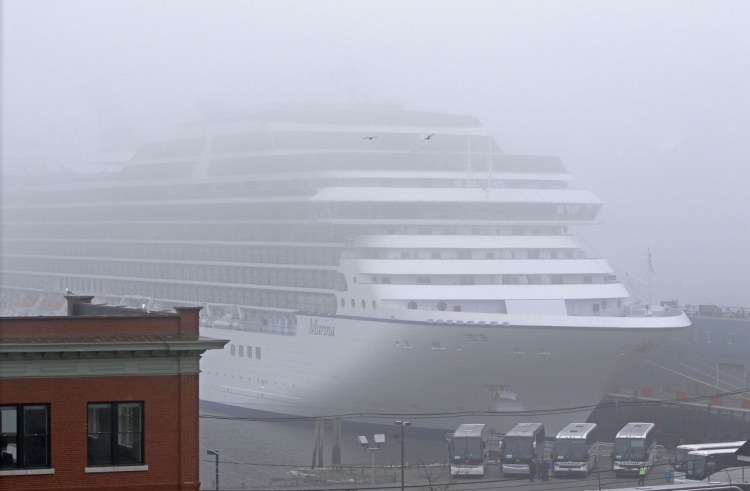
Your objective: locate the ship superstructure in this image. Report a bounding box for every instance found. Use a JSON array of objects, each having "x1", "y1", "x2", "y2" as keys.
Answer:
[{"x1": 0, "y1": 104, "x2": 689, "y2": 432}]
